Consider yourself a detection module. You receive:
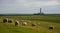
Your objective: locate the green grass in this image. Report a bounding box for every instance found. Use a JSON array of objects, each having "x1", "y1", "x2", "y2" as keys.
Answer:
[
  {"x1": 0, "y1": 15, "x2": 60, "y2": 33},
  {"x1": 0, "y1": 22, "x2": 39, "y2": 33}
]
